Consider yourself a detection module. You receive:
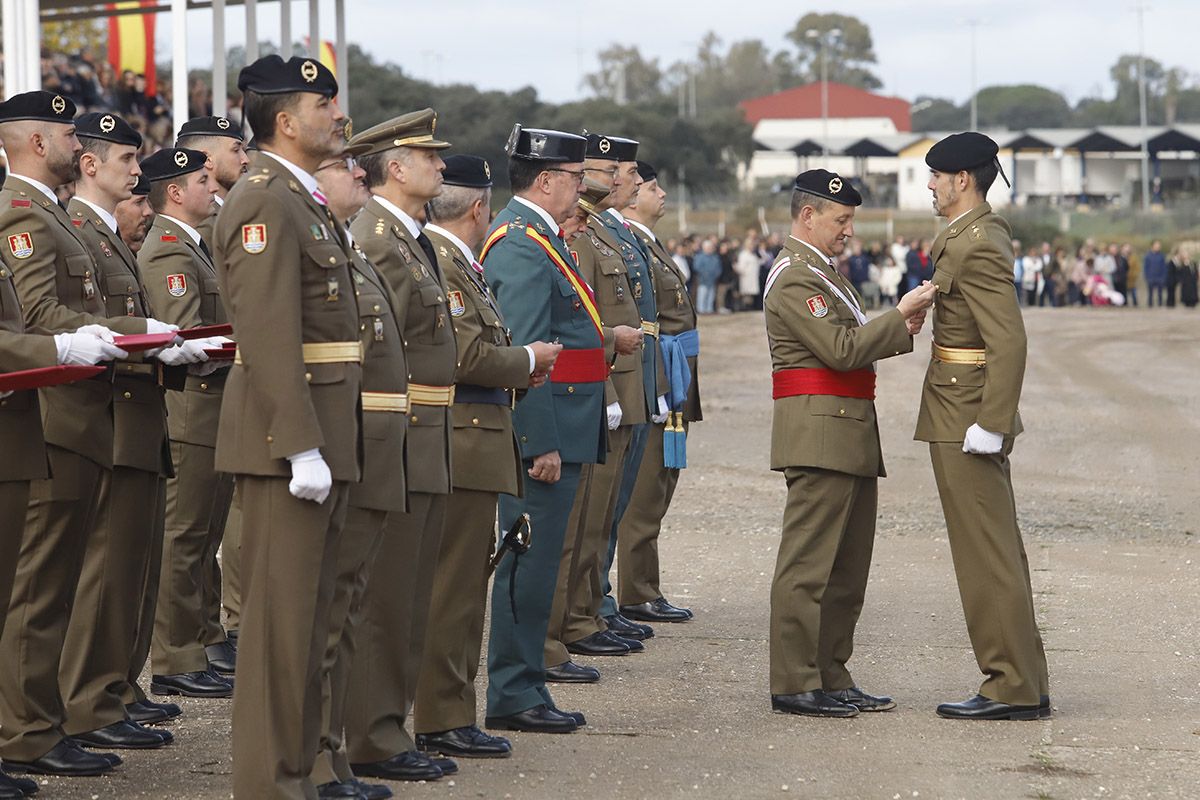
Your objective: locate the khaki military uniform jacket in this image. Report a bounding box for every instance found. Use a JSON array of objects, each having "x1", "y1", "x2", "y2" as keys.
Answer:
[
  {"x1": 348, "y1": 242, "x2": 408, "y2": 512},
  {"x1": 68, "y1": 198, "x2": 172, "y2": 475},
  {"x1": 0, "y1": 176, "x2": 146, "y2": 467},
  {"x1": 0, "y1": 266, "x2": 54, "y2": 482},
  {"x1": 195, "y1": 201, "x2": 219, "y2": 248},
  {"x1": 571, "y1": 215, "x2": 646, "y2": 425},
  {"x1": 427, "y1": 228, "x2": 527, "y2": 496},
  {"x1": 139, "y1": 216, "x2": 230, "y2": 448},
  {"x1": 350, "y1": 197, "x2": 455, "y2": 495},
  {"x1": 765, "y1": 236, "x2": 912, "y2": 477},
  {"x1": 212, "y1": 152, "x2": 362, "y2": 480}
]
